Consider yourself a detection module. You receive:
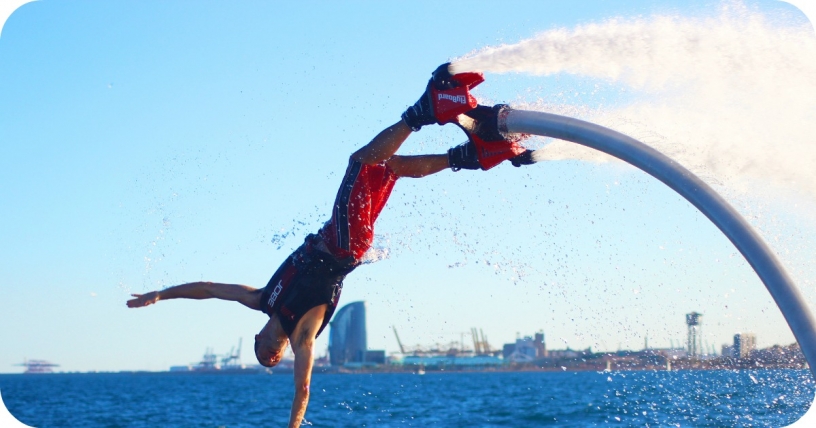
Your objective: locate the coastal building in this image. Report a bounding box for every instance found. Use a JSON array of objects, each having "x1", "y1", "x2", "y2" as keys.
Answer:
[
  {"x1": 534, "y1": 332, "x2": 547, "y2": 357},
  {"x1": 329, "y1": 301, "x2": 367, "y2": 366},
  {"x1": 328, "y1": 301, "x2": 387, "y2": 367},
  {"x1": 364, "y1": 350, "x2": 386, "y2": 364},
  {"x1": 733, "y1": 333, "x2": 757, "y2": 358},
  {"x1": 502, "y1": 331, "x2": 547, "y2": 362},
  {"x1": 548, "y1": 348, "x2": 590, "y2": 359},
  {"x1": 400, "y1": 354, "x2": 502, "y2": 369}
]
